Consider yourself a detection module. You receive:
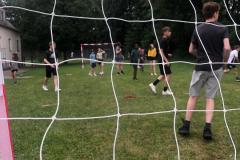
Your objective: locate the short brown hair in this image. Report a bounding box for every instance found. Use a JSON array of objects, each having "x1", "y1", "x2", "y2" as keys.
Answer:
[
  {"x1": 234, "y1": 45, "x2": 240, "y2": 49},
  {"x1": 202, "y1": 2, "x2": 220, "y2": 19},
  {"x1": 162, "y1": 26, "x2": 171, "y2": 34}
]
